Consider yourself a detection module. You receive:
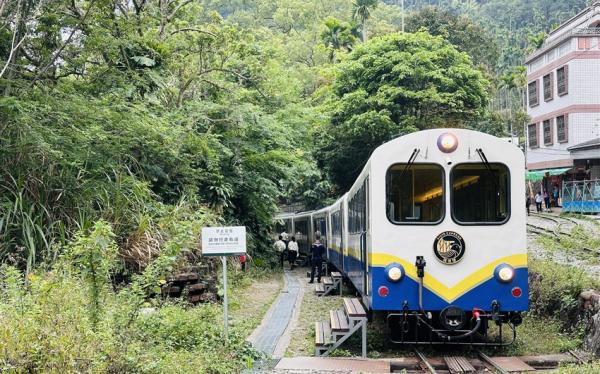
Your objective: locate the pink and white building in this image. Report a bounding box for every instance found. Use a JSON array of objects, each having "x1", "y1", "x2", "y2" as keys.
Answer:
[{"x1": 525, "y1": 1, "x2": 600, "y2": 180}]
